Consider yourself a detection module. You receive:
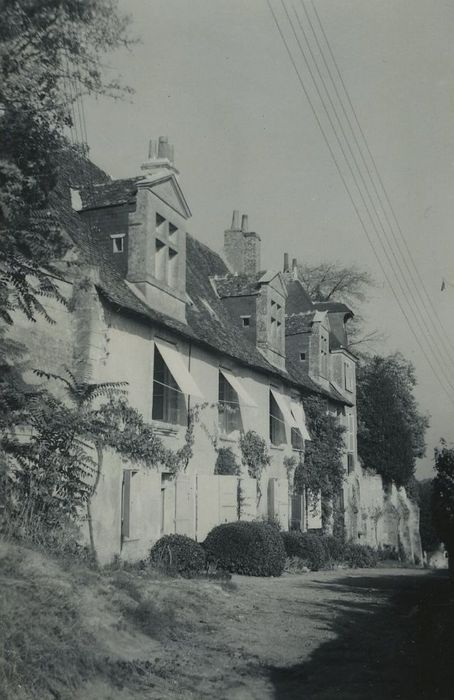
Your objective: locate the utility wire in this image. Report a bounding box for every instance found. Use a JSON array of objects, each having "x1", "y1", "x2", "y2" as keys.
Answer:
[
  {"x1": 282, "y1": 0, "x2": 454, "y2": 393},
  {"x1": 291, "y1": 1, "x2": 454, "y2": 383},
  {"x1": 304, "y1": 0, "x2": 454, "y2": 369},
  {"x1": 266, "y1": 0, "x2": 454, "y2": 405}
]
